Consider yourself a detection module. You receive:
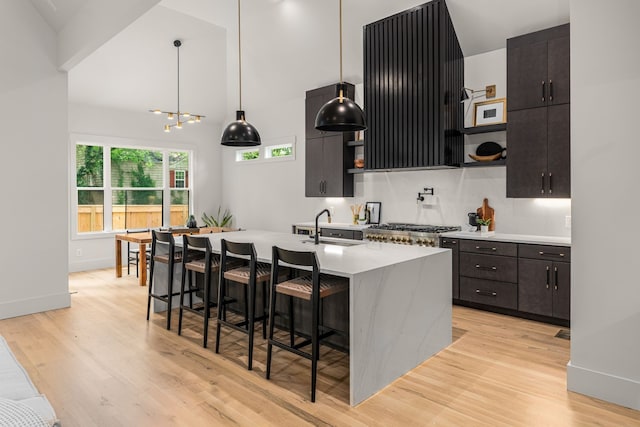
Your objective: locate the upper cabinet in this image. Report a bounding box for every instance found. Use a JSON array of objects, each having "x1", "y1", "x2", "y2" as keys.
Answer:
[
  {"x1": 507, "y1": 24, "x2": 571, "y2": 198},
  {"x1": 507, "y1": 26, "x2": 570, "y2": 111},
  {"x1": 305, "y1": 84, "x2": 355, "y2": 198},
  {"x1": 363, "y1": 0, "x2": 464, "y2": 170}
]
